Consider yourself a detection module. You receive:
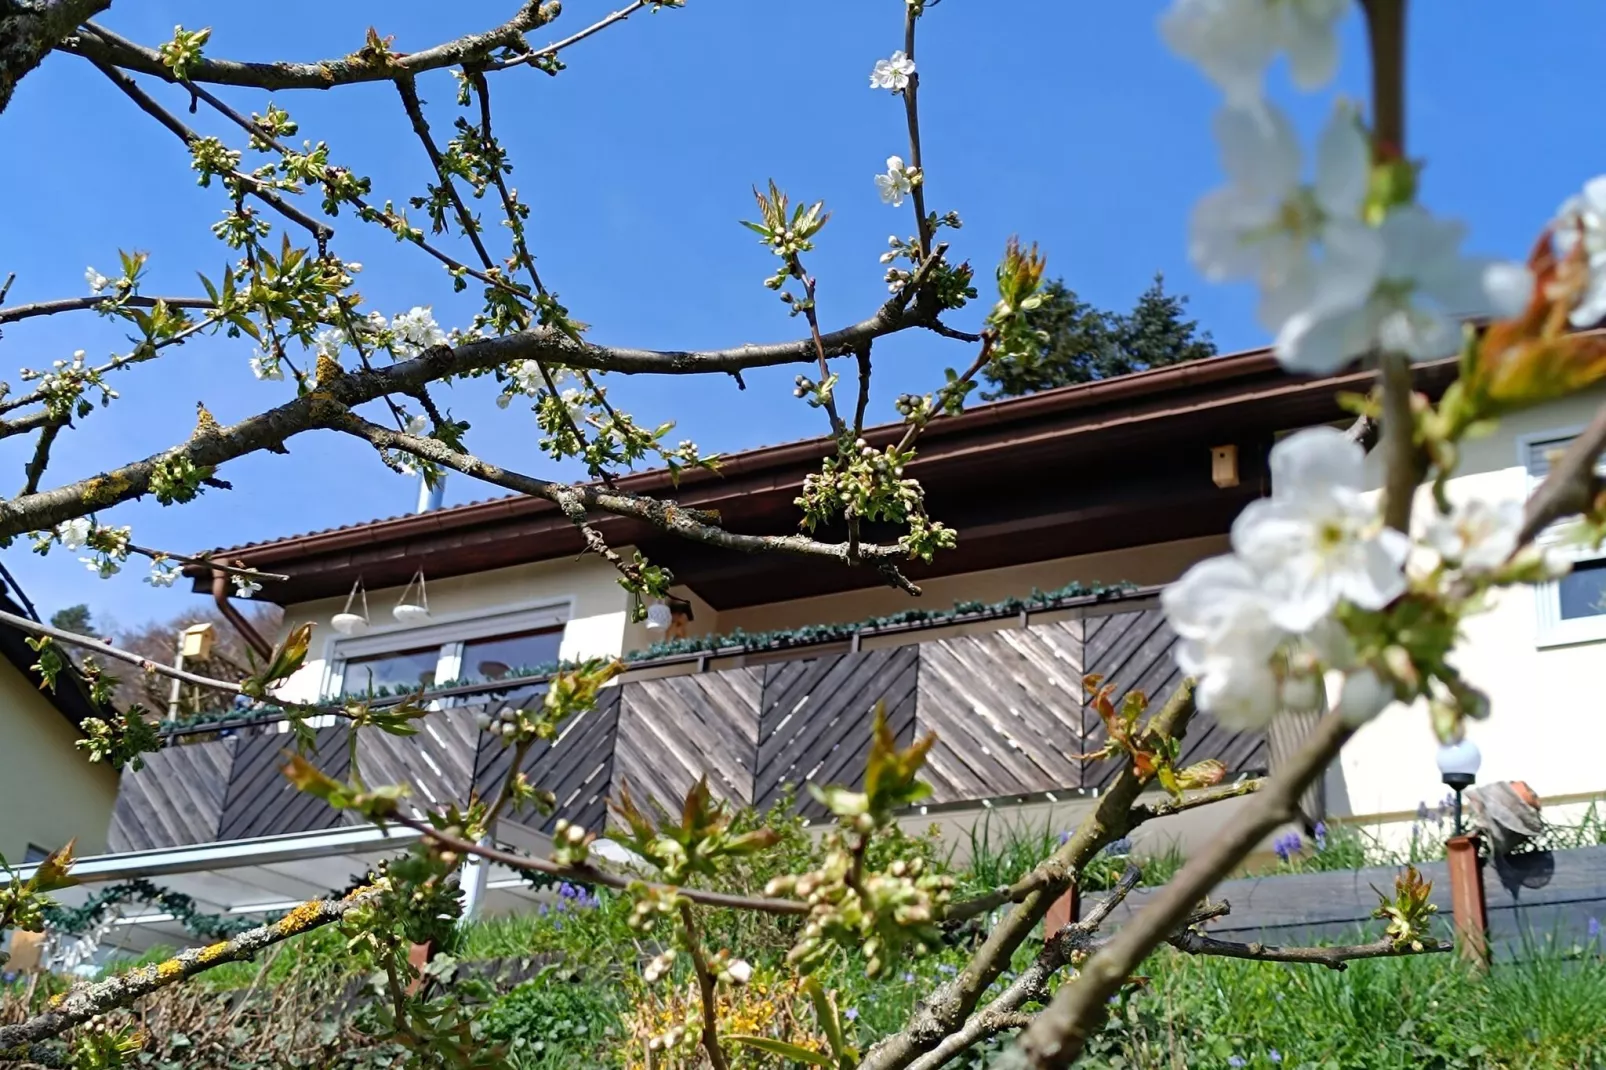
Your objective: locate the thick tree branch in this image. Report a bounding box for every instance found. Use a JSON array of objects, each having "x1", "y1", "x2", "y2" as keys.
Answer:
[
  {"x1": 1015, "y1": 713, "x2": 1354, "y2": 1069},
  {"x1": 0, "y1": 0, "x2": 110, "y2": 115},
  {"x1": 337, "y1": 410, "x2": 914, "y2": 561},
  {"x1": 1516, "y1": 392, "x2": 1606, "y2": 548},
  {"x1": 0, "y1": 294, "x2": 216, "y2": 325},
  {"x1": 60, "y1": 4, "x2": 557, "y2": 91},
  {"x1": 0, "y1": 887, "x2": 380, "y2": 1052}
]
